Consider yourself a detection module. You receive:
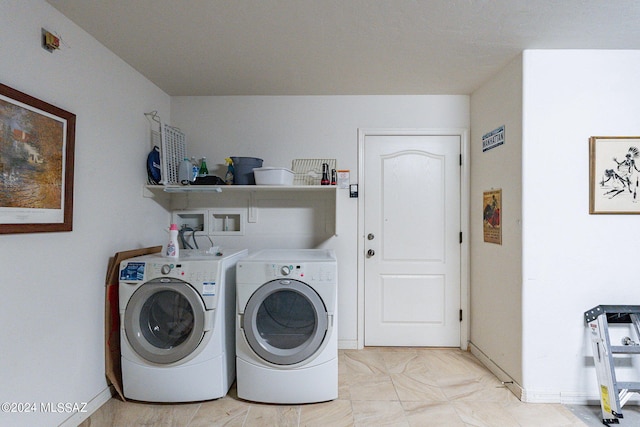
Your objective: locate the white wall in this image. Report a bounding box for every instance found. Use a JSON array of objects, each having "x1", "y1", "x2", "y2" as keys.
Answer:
[
  {"x1": 469, "y1": 56, "x2": 524, "y2": 386},
  {"x1": 0, "y1": 2, "x2": 170, "y2": 426},
  {"x1": 470, "y1": 49, "x2": 640, "y2": 403},
  {"x1": 521, "y1": 50, "x2": 640, "y2": 403},
  {"x1": 171, "y1": 96, "x2": 470, "y2": 346}
]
